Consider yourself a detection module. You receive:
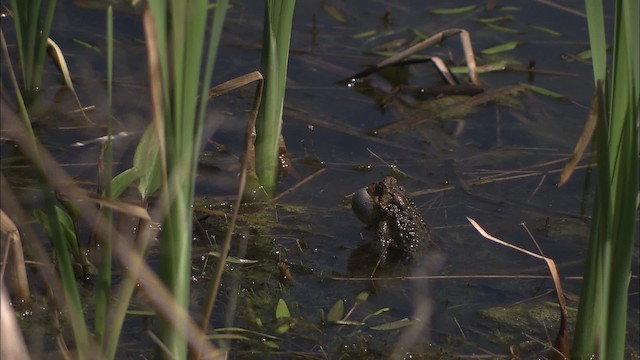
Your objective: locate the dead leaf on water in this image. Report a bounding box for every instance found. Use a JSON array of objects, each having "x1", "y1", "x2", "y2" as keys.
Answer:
[{"x1": 558, "y1": 84, "x2": 600, "y2": 186}]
